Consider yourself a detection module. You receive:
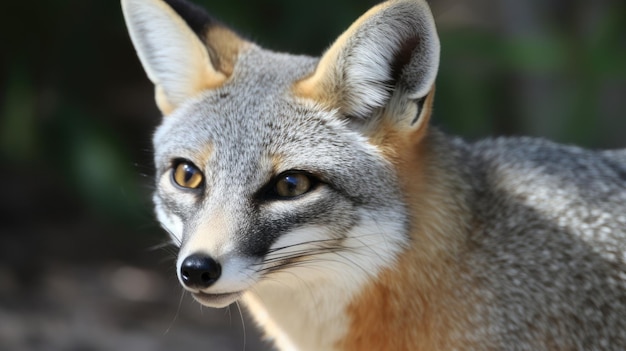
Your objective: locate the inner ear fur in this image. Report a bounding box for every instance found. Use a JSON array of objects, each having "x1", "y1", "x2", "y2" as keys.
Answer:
[{"x1": 294, "y1": 0, "x2": 440, "y2": 131}]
